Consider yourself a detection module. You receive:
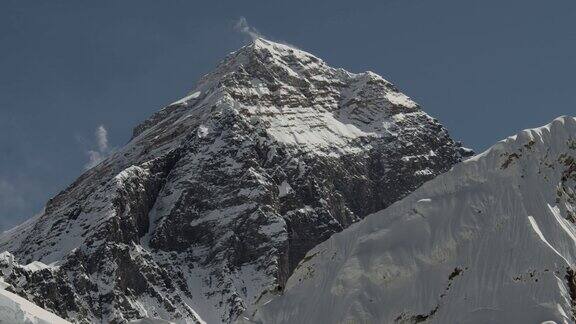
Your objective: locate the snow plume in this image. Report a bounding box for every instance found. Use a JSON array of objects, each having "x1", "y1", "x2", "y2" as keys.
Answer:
[
  {"x1": 234, "y1": 17, "x2": 262, "y2": 40},
  {"x1": 234, "y1": 17, "x2": 300, "y2": 49},
  {"x1": 85, "y1": 125, "x2": 111, "y2": 170}
]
